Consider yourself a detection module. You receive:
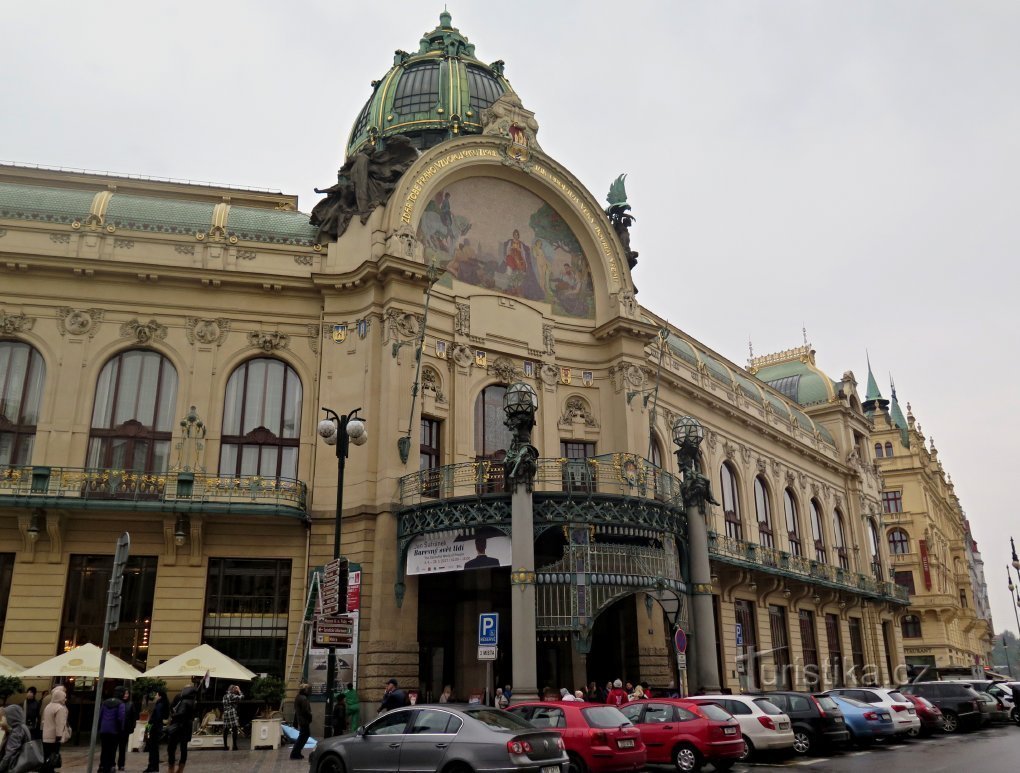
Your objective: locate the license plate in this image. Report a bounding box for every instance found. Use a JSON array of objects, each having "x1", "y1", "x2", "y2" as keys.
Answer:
[
  {"x1": 908, "y1": 708, "x2": 916, "y2": 714},
  {"x1": 541, "y1": 767, "x2": 560, "y2": 773},
  {"x1": 724, "y1": 726, "x2": 737, "y2": 735},
  {"x1": 881, "y1": 713, "x2": 890, "y2": 720},
  {"x1": 618, "y1": 739, "x2": 635, "y2": 748},
  {"x1": 779, "y1": 722, "x2": 790, "y2": 730},
  {"x1": 834, "y1": 717, "x2": 844, "y2": 724}
]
